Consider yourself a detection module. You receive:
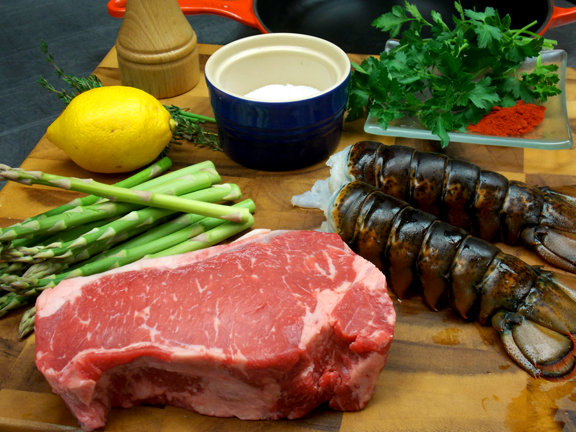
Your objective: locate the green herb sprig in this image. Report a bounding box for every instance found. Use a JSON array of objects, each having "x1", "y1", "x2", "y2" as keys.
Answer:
[
  {"x1": 164, "y1": 105, "x2": 222, "y2": 153},
  {"x1": 37, "y1": 41, "x2": 223, "y2": 153},
  {"x1": 346, "y1": 1, "x2": 562, "y2": 147},
  {"x1": 38, "y1": 40, "x2": 104, "y2": 104}
]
